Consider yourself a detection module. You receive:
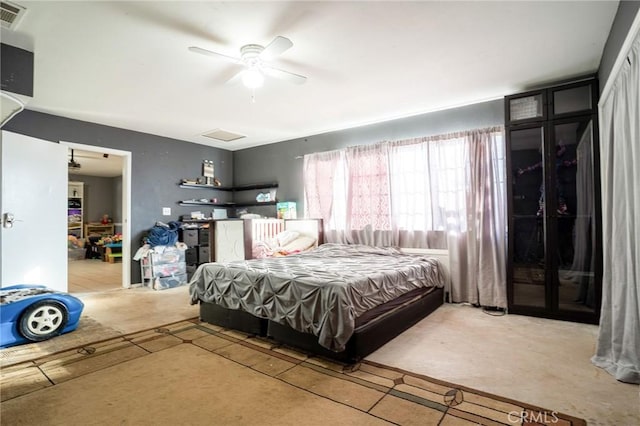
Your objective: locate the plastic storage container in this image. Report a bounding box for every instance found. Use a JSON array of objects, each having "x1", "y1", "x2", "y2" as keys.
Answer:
[{"x1": 140, "y1": 245, "x2": 188, "y2": 290}]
